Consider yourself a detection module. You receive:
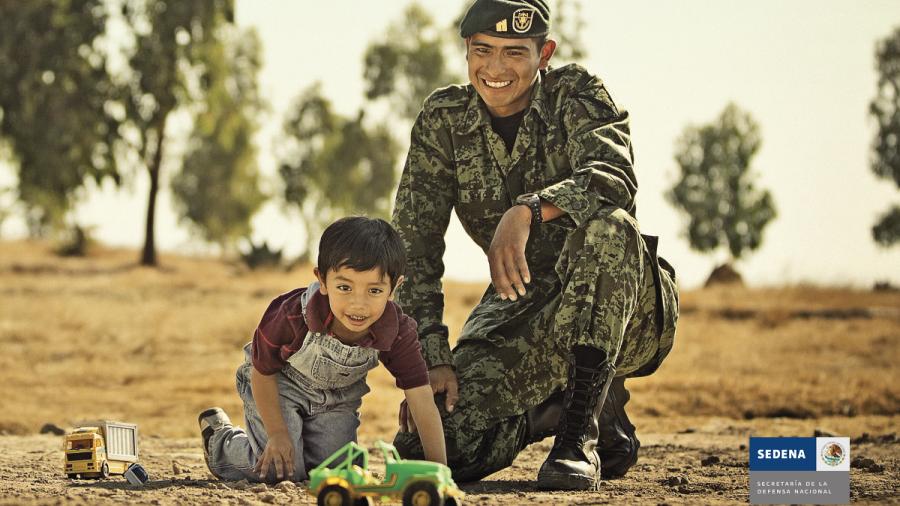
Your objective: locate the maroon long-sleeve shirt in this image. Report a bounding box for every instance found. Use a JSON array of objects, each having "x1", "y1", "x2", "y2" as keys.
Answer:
[{"x1": 251, "y1": 285, "x2": 430, "y2": 390}]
